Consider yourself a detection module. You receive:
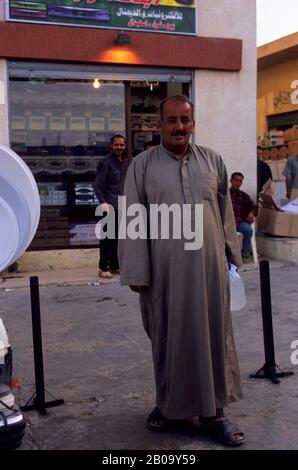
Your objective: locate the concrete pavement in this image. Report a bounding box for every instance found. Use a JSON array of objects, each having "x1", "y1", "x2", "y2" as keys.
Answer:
[{"x1": 1, "y1": 262, "x2": 298, "y2": 450}]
